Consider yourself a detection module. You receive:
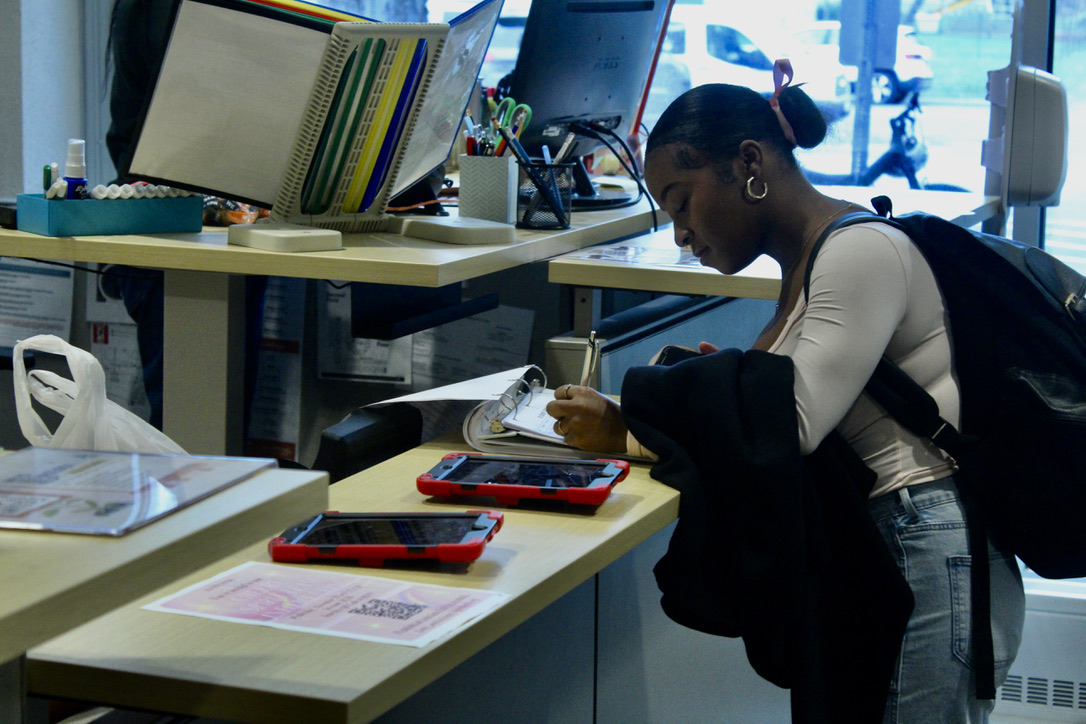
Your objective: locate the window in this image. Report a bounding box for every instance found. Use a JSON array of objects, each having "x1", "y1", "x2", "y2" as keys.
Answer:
[
  {"x1": 663, "y1": 25, "x2": 686, "y2": 56},
  {"x1": 1043, "y1": 1, "x2": 1085, "y2": 273},
  {"x1": 707, "y1": 26, "x2": 773, "y2": 71}
]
